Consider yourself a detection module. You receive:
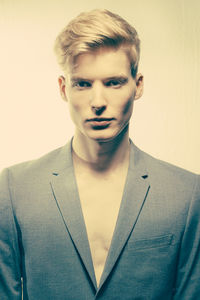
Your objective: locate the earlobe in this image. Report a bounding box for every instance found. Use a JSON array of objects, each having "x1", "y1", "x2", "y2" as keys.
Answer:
[
  {"x1": 58, "y1": 76, "x2": 68, "y2": 102},
  {"x1": 134, "y1": 73, "x2": 144, "y2": 100}
]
